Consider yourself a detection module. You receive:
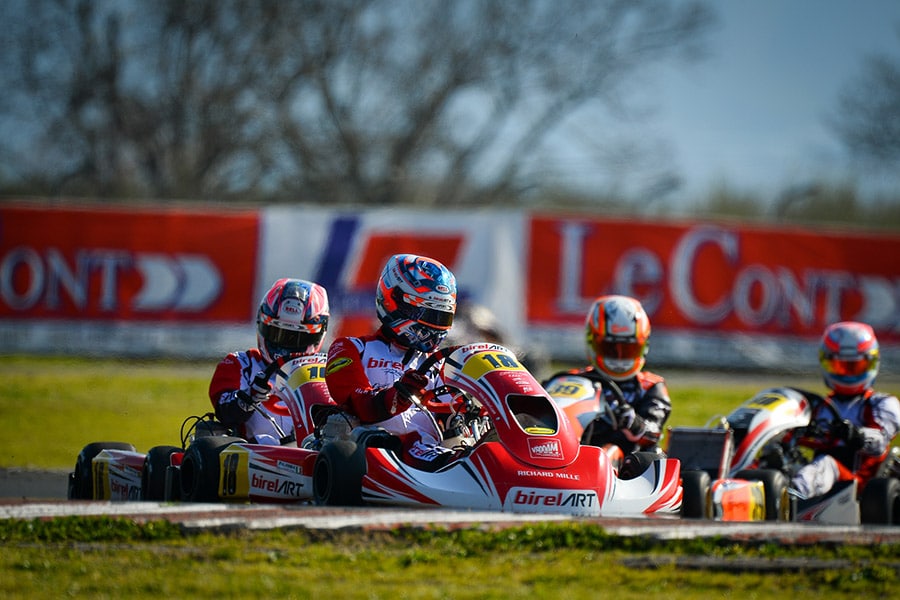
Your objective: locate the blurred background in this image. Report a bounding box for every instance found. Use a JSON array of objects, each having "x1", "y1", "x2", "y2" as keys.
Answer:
[{"x1": 0, "y1": 0, "x2": 898, "y2": 378}]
